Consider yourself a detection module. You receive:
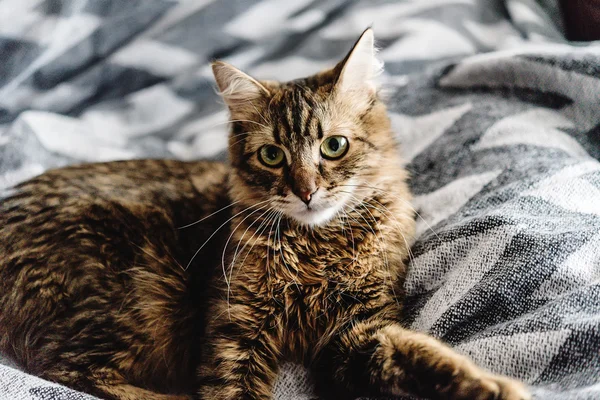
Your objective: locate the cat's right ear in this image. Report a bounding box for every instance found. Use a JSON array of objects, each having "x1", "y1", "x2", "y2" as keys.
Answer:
[
  {"x1": 334, "y1": 28, "x2": 383, "y2": 96},
  {"x1": 212, "y1": 61, "x2": 270, "y2": 113}
]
